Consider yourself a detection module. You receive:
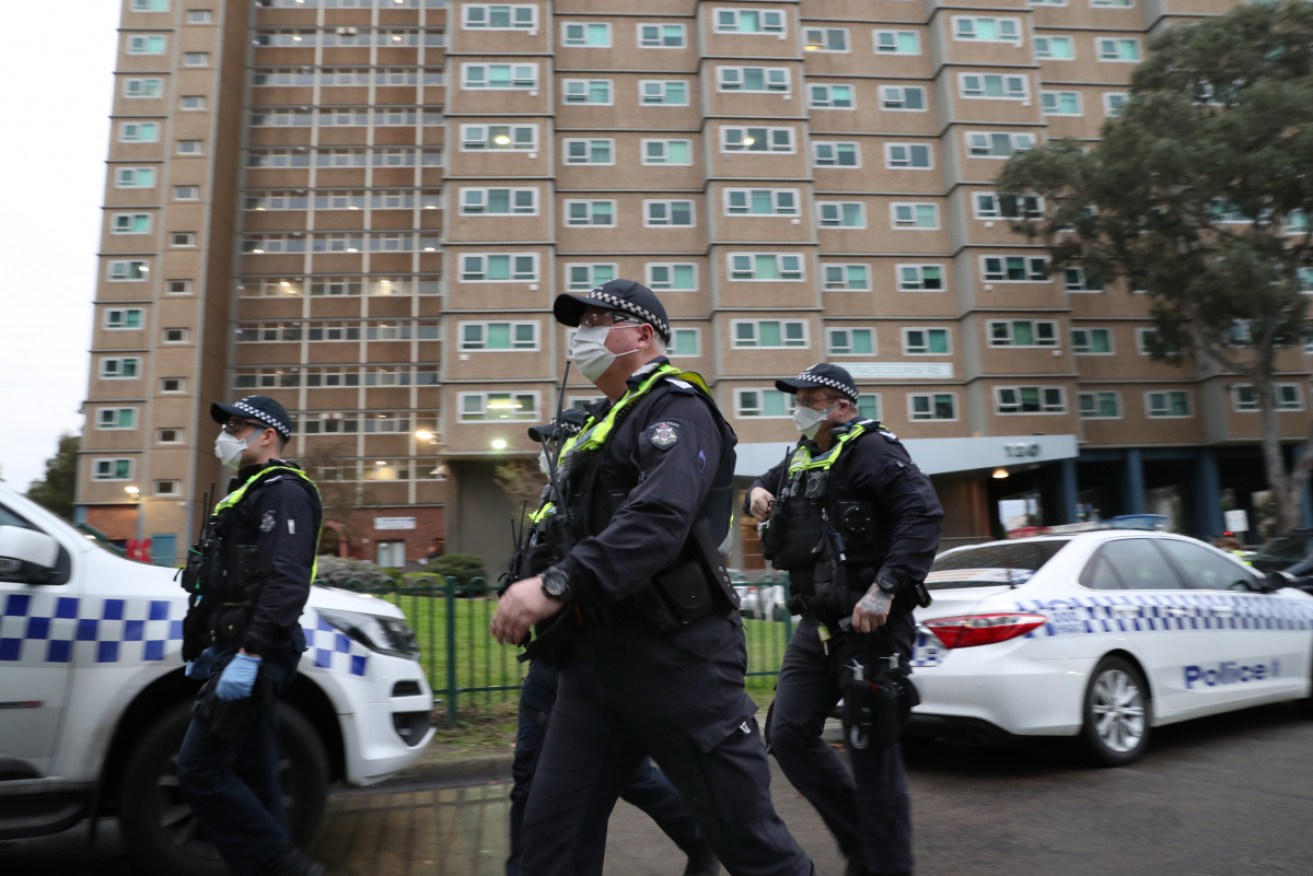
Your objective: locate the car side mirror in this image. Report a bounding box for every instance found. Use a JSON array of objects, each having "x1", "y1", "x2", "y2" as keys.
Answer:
[
  {"x1": 0, "y1": 525, "x2": 61, "y2": 584},
  {"x1": 1263, "y1": 569, "x2": 1295, "y2": 593}
]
